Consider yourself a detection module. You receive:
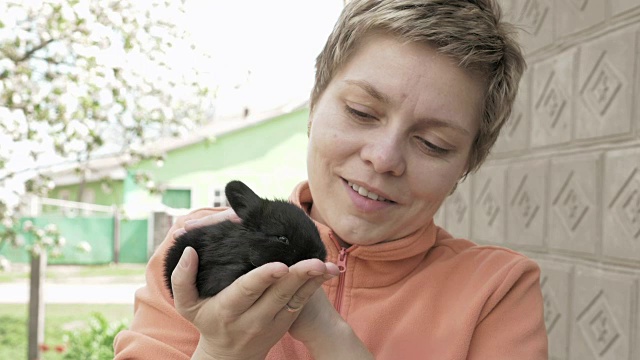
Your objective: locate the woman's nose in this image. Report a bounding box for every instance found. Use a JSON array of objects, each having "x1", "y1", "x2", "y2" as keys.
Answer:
[{"x1": 360, "y1": 133, "x2": 406, "y2": 176}]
